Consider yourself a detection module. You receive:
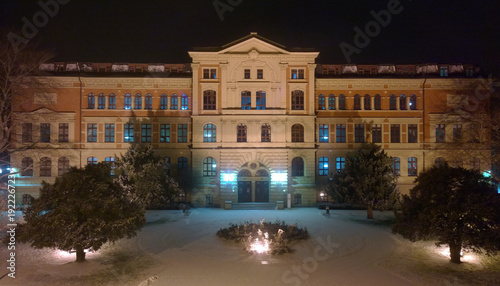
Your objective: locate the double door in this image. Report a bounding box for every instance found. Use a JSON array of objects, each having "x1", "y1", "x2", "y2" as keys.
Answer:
[{"x1": 237, "y1": 181, "x2": 269, "y2": 202}]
